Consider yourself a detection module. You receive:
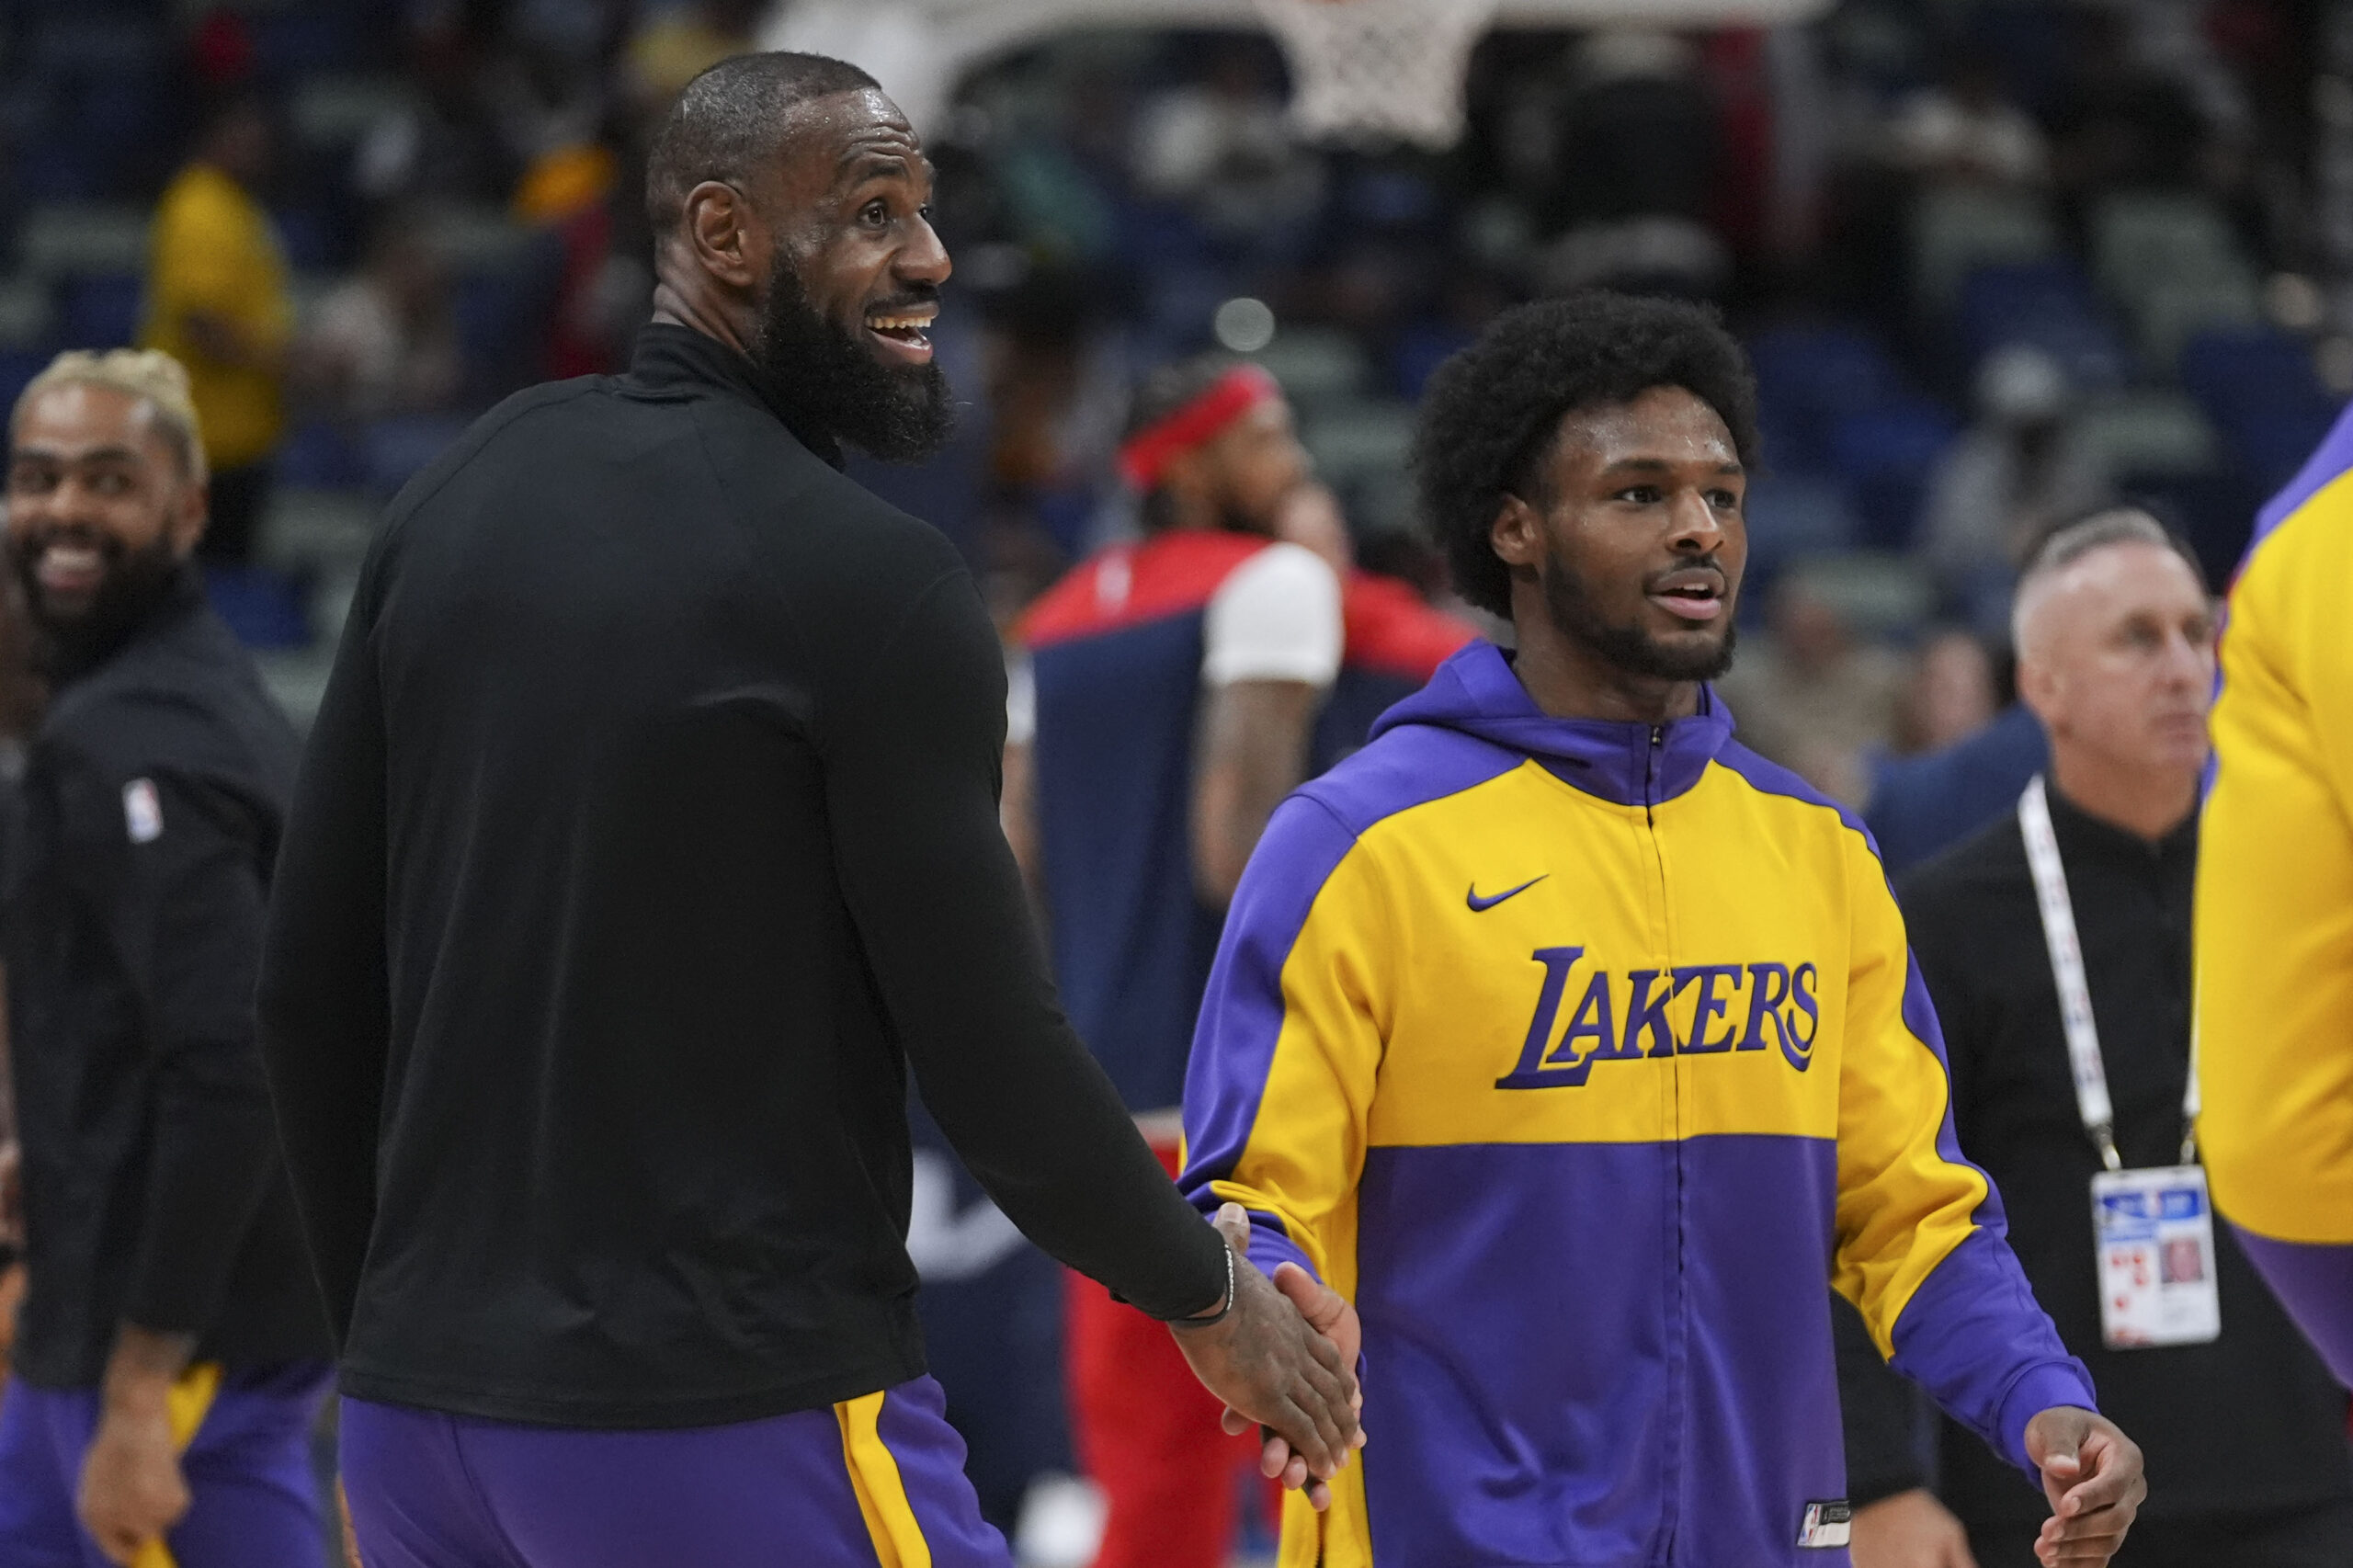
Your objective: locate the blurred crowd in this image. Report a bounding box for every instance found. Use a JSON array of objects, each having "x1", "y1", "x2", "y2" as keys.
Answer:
[
  {"x1": 0, "y1": 0, "x2": 2322, "y2": 812},
  {"x1": 0, "y1": 0, "x2": 2341, "y2": 1562}
]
